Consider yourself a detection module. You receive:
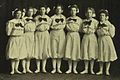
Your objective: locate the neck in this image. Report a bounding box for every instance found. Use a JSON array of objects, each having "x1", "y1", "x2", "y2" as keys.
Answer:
[
  {"x1": 15, "y1": 17, "x2": 20, "y2": 19},
  {"x1": 101, "y1": 20, "x2": 106, "y2": 22},
  {"x1": 28, "y1": 15, "x2": 33, "y2": 17},
  {"x1": 87, "y1": 17, "x2": 92, "y2": 20},
  {"x1": 71, "y1": 14, "x2": 76, "y2": 17},
  {"x1": 41, "y1": 13, "x2": 45, "y2": 16},
  {"x1": 56, "y1": 13, "x2": 61, "y2": 16}
]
